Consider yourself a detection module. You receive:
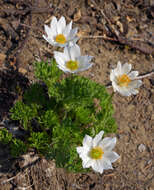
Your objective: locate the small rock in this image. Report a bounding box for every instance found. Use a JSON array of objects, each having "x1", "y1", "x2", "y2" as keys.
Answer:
[
  {"x1": 143, "y1": 78, "x2": 151, "y2": 87},
  {"x1": 150, "y1": 93, "x2": 154, "y2": 104},
  {"x1": 127, "y1": 104, "x2": 135, "y2": 112},
  {"x1": 0, "y1": 53, "x2": 6, "y2": 65},
  {"x1": 138, "y1": 144, "x2": 146, "y2": 152},
  {"x1": 148, "y1": 159, "x2": 152, "y2": 164},
  {"x1": 151, "y1": 113, "x2": 154, "y2": 121},
  {"x1": 73, "y1": 9, "x2": 81, "y2": 22},
  {"x1": 89, "y1": 73, "x2": 94, "y2": 77},
  {"x1": 150, "y1": 0, "x2": 154, "y2": 6},
  {"x1": 18, "y1": 67, "x2": 27, "y2": 75},
  {"x1": 148, "y1": 104, "x2": 153, "y2": 112}
]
